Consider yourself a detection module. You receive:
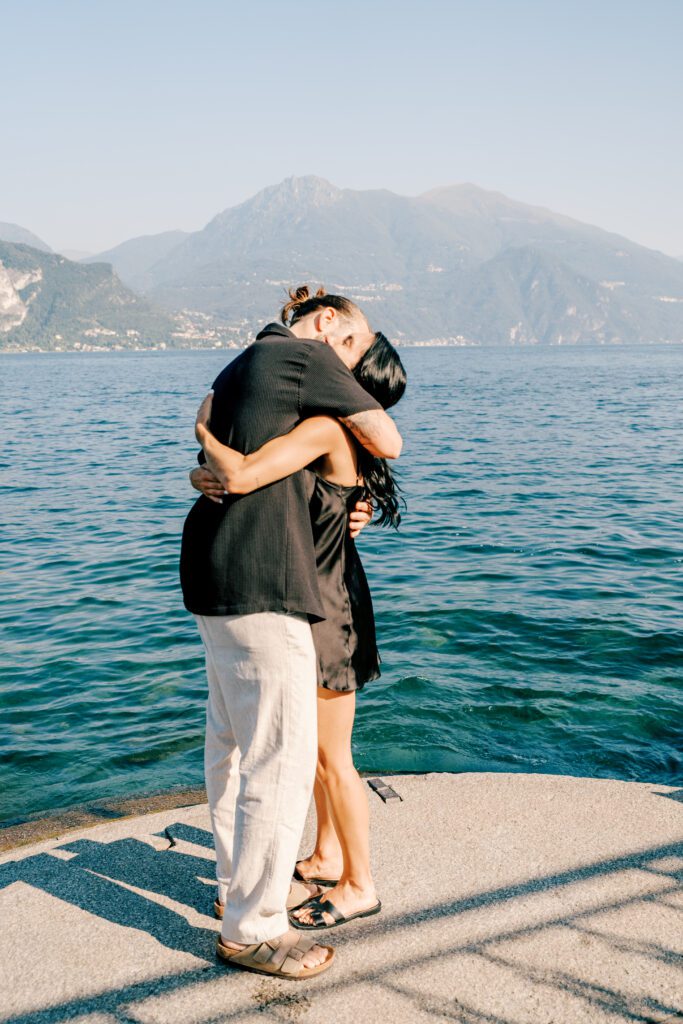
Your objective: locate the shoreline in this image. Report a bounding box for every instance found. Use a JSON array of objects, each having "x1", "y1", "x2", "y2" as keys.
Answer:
[
  {"x1": 6, "y1": 341, "x2": 683, "y2": 355},
  {"x1": 0, "y1": 340, "x2": 481, "y2": 355},
  {"x1": 0, "y1": 786, "x2": 208, "y2": 853},
  {"x1": 0, "y1": 770, "x2": 426, "y2": 852},
  {"x1": 2, "y1": 766, "x2": 678, "y2": 854},
  {"x1": 4, "y1": 340, "x2": 683, "y2": 359}
]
